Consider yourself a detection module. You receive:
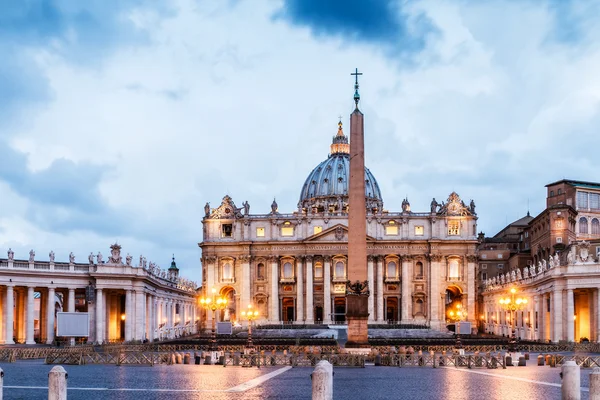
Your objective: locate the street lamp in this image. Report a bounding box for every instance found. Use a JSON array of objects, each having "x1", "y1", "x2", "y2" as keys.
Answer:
[
  {"x1": 448, "y1": 303, "x2": 467, "y2": 351},
  {"x1": 499, "y1": 287, "x2": 528, "y2": 353},
  {"x1": 240, "y1": 304, "x2": 259, "y2": 354},
  {"x1": 199, "y1": 287, "x2": 228, "y2": 356}
]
